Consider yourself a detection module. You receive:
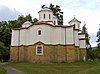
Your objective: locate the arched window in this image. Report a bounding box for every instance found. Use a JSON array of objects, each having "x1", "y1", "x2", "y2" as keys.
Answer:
[
  {"x1": 38, "y1": 30, "x2": 41, "y2": 35},
  {"x1": 36, "y1": 45, "x2": 43, "y2": 55},
  {"x1": 49, "y1": 14, "x2": 51, "y2": 19},
  {"x1": 43, "y1": 14, "x2": 45, "y2": 19}
]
